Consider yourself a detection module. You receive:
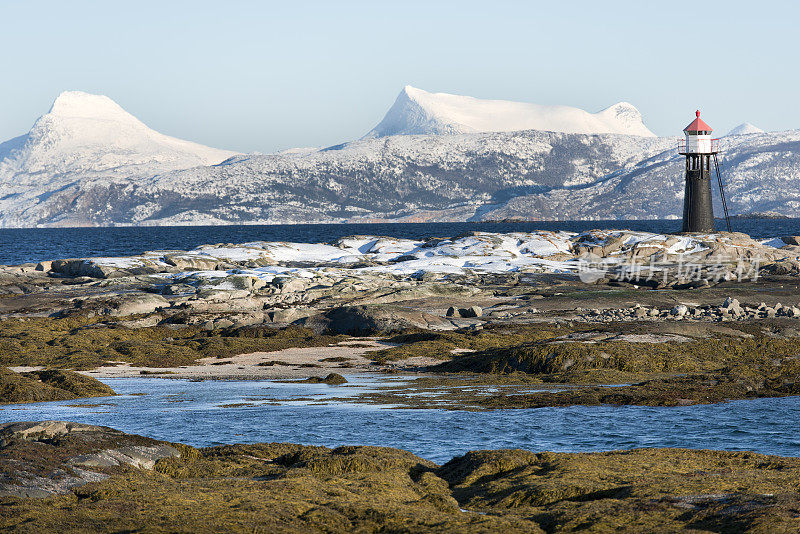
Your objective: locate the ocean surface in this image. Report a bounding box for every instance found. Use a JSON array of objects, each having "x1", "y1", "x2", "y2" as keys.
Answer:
[
  {"x1": 2, "y1": 376, "x2": 798, "y2": 463},
  {"x1": 1, "y1": 219, "x2": 799, "y2": 266}
]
